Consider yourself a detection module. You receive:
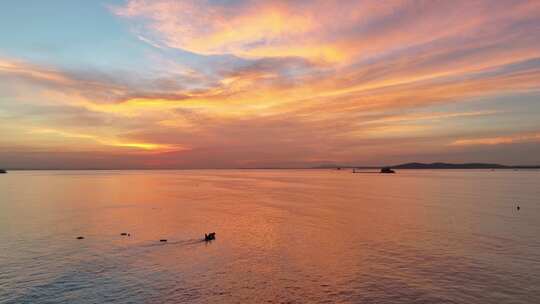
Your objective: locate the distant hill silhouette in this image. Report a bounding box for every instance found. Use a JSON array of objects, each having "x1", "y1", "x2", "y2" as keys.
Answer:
[
  {"x1": 391, "y1": 162, "x2": 508, "y2": 169},
  {"x1": 313, "y1": 162, "x2": 540, "y2": 169}
]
